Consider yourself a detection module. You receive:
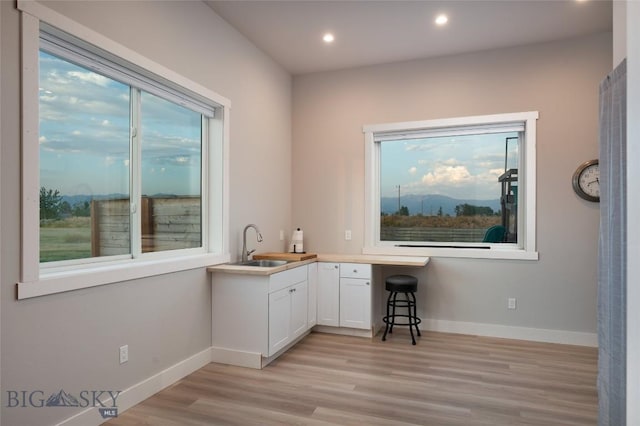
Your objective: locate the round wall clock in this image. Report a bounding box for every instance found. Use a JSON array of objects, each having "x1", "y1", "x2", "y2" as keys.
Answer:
[{"x1": 572, "y1": 159, "x2": 600, "y2": 202}]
